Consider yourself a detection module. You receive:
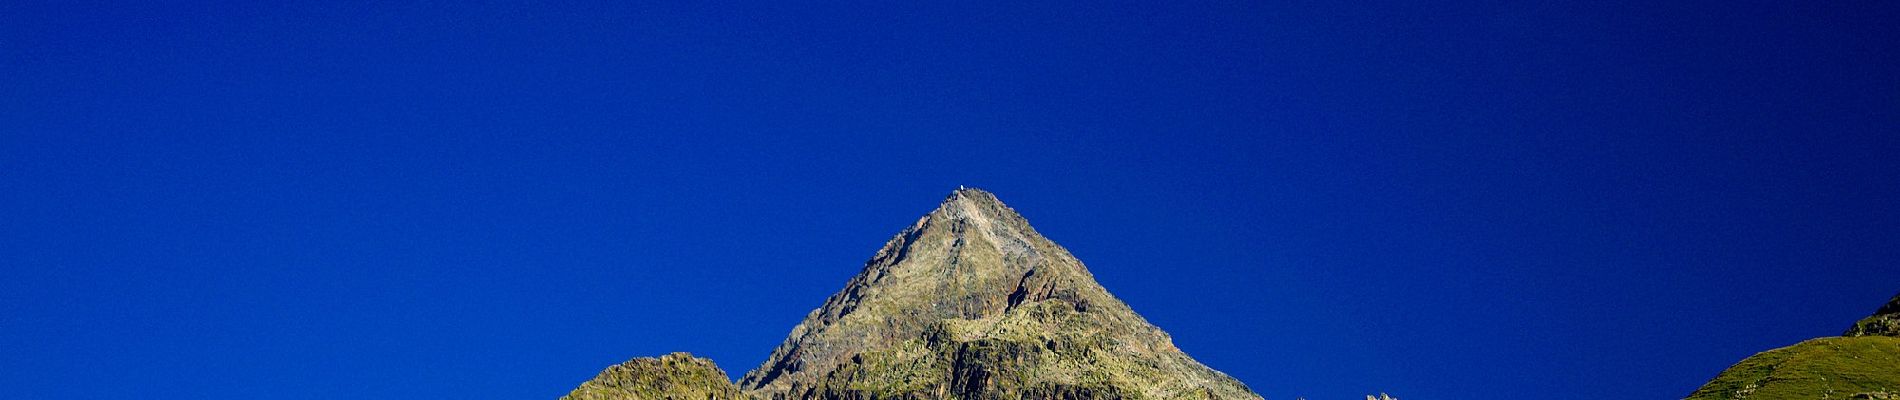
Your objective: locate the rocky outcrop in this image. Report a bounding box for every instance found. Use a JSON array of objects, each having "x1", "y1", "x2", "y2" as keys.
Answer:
[
  {"x1": 1846, "y1": 294, "x2": 1900, "y2": 337},
  {"x1": 562, "y1": 352, "x2": 745, "y2": 400},
  {"x1": 1687, "y1": 292, "x2": 1900, "y2": 400},
  {"x1": 738, "y1": 188, "x2": 1261, "y2": 400}
]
